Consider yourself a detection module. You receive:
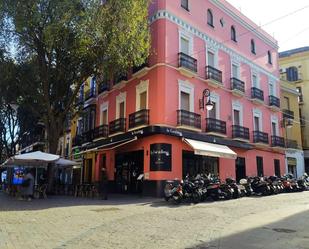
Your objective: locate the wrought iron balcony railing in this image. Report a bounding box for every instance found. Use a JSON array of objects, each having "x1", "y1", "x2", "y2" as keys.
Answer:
[
  {"x1": 82, "y1": 130, "x2": 94, "y2": 144},
  {"x1": 231, "y1": 78, "x2": 245, "y2": 93},
  {"x1": 109, "y1": 118, "x2": 126, "y2": 135},
  {"x1": 205, "y1": 65, "x2": 222, "y2": 83},
  {"x1": 177, "y1": 110, "x2": 201, "y2": 129},
  {"x1": 271, "y1": 135, "x2": 285, "y2": 147},
  {"x1": 178, "y1": 52, "x2": 197, "y2": 72},
  {"x1": 269, "y1": 95, "x2": 280, "y2": 108},
  {"x1": 129, "y1": 109, "x2": 149, "y2": 129},
  {"x1": 251, "y1": 87, "x2": 264, "y2": 101},
  {"x1": 84, "y1": 88, "x2": 96, "y2": 101},
  {"x1": 286, "y1": 139, "x2": 298, "y2": 149},
  {"x1": 94, "y1": 124, "x2": 109, "y2": 139},
  {"x1": 282, "y1": 109, "x2": 294, "y2": 120},
  {"x1": 253, "y1": 131, "x2": 269, "y2": 144},
  {"x1": 206, "y1": 118, "x2": 226, "y2": 135},
  {"x1": 232, "y1": 125, "x2": 250, "y2": 140},
  {"x1": 72, "y1": 135, "x2": 83, "y2": 147}
]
